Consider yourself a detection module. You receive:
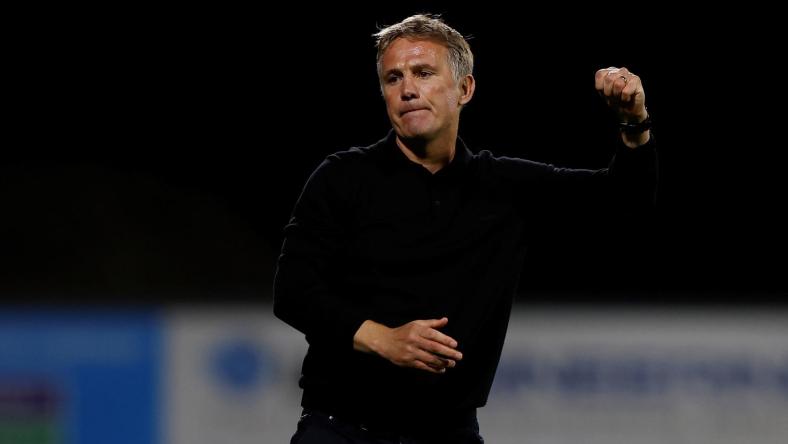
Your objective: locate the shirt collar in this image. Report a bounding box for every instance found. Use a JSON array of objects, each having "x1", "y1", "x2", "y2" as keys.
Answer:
[{"x1": 382, "y1": 129, "x2": 472, "y2": 176}]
